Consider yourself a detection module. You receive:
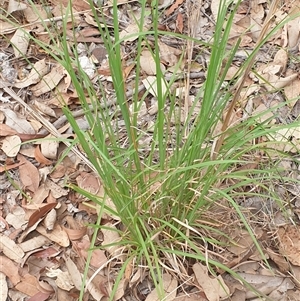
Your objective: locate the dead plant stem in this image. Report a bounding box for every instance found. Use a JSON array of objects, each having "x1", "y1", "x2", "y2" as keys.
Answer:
[{"x1": 211, "y1": 0, "x2": 280, "y2": 160}]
